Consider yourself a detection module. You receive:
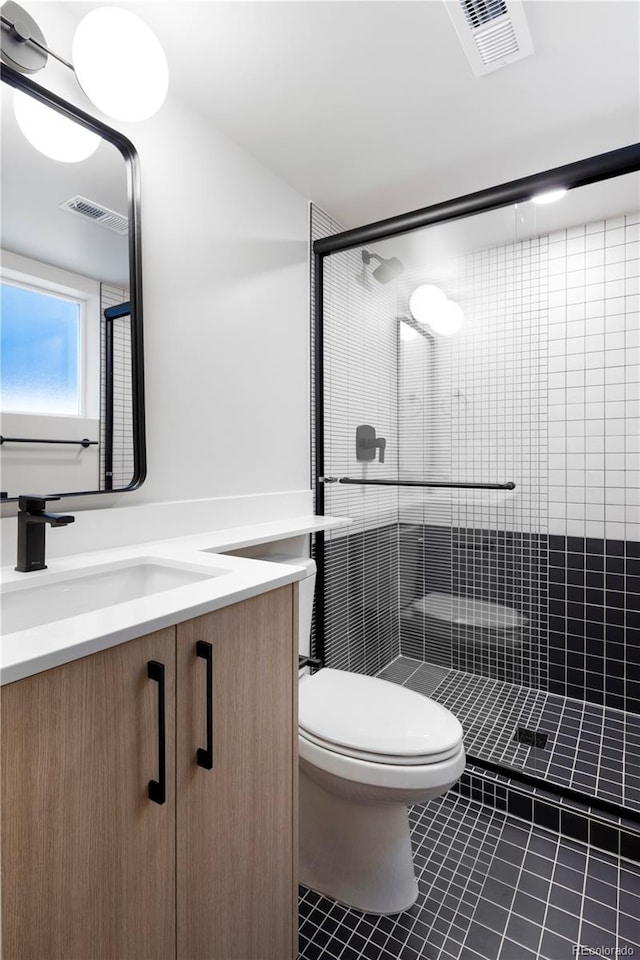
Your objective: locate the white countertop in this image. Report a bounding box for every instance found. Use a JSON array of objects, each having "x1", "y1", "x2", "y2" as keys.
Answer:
[{"x1": 0, "y1": 514, "x2": 349, "y2": 685}]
